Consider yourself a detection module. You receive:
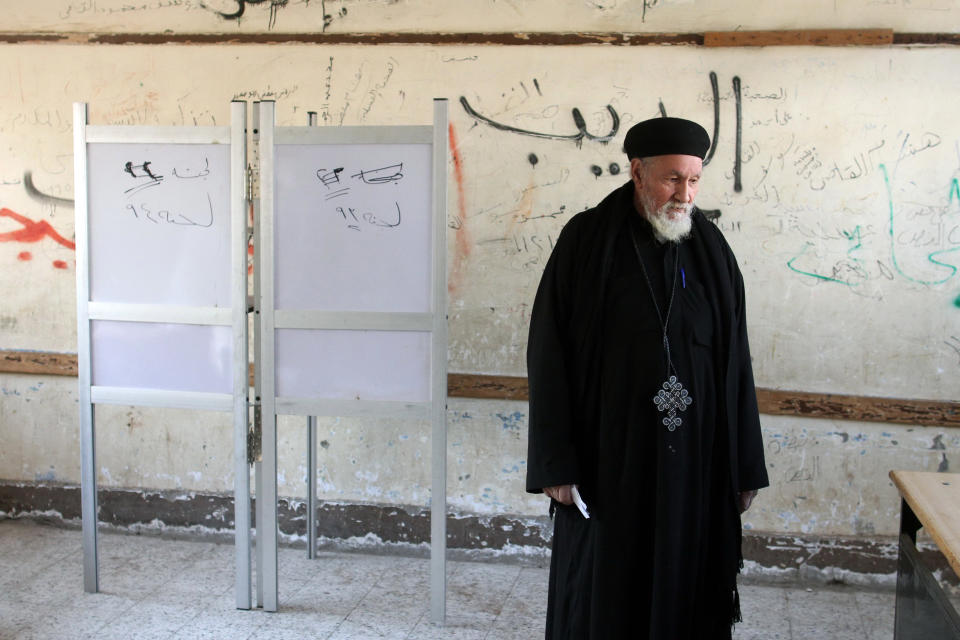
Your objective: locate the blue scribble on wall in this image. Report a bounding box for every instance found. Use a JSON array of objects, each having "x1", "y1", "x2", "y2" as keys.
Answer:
[{"x1": 496, "y1": 411, "x2": 525, "y2": 434}]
